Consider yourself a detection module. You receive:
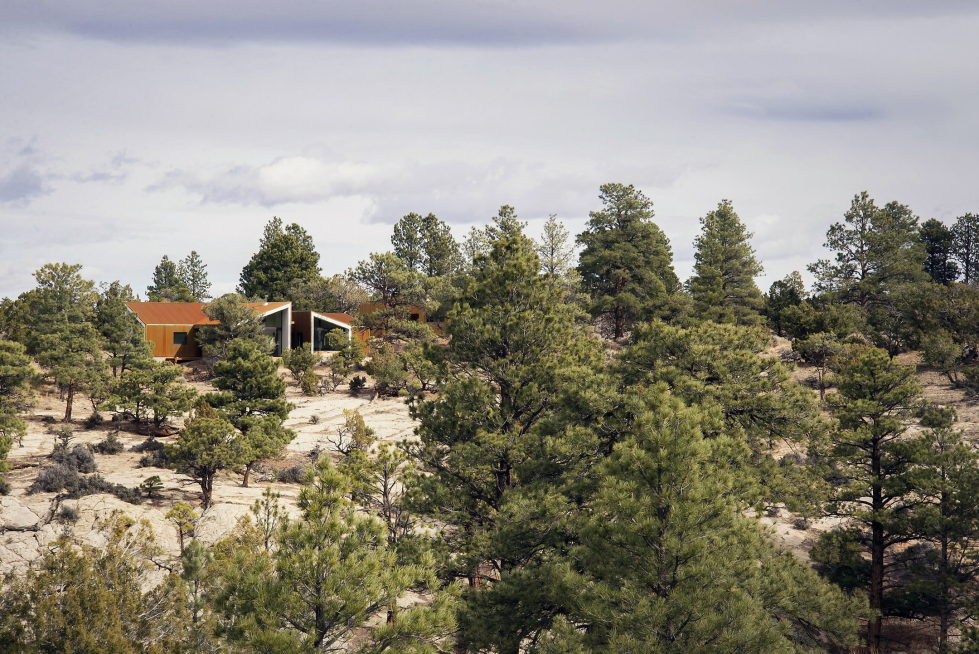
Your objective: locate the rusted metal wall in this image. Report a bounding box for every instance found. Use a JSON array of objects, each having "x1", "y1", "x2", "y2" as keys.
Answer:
[{"x1": 144, "y1": 324, "x2": 203, "y2": 359}]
